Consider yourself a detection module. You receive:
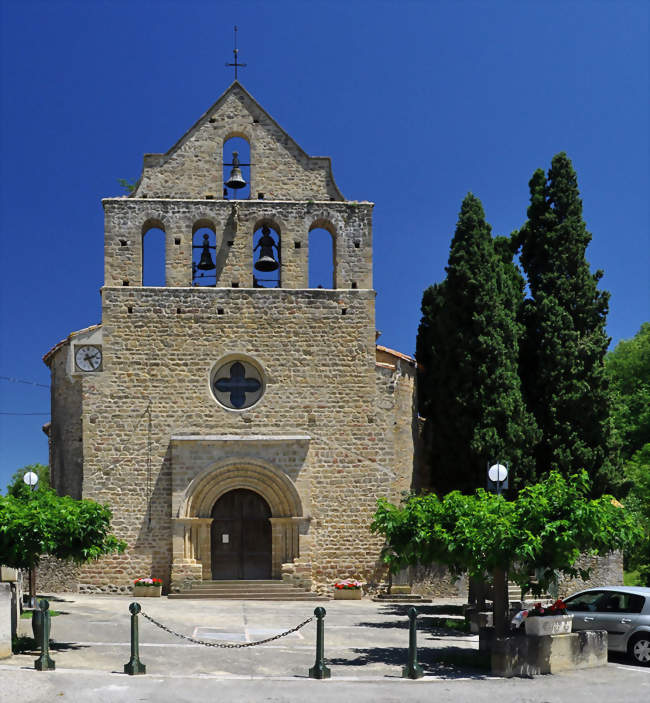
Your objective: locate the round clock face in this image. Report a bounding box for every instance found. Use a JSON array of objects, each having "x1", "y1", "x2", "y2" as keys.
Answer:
[{"x1": 75, "y1": 345, "x2": 102, "y2": 372}]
